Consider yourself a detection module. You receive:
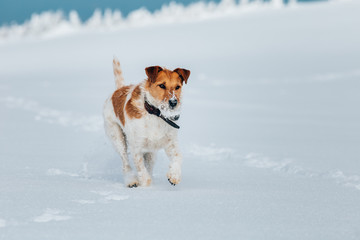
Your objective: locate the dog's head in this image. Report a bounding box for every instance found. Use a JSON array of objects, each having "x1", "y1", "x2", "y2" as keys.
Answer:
[{"x1": 144, "y1": 66, "x2": 190, "y2": 118}]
